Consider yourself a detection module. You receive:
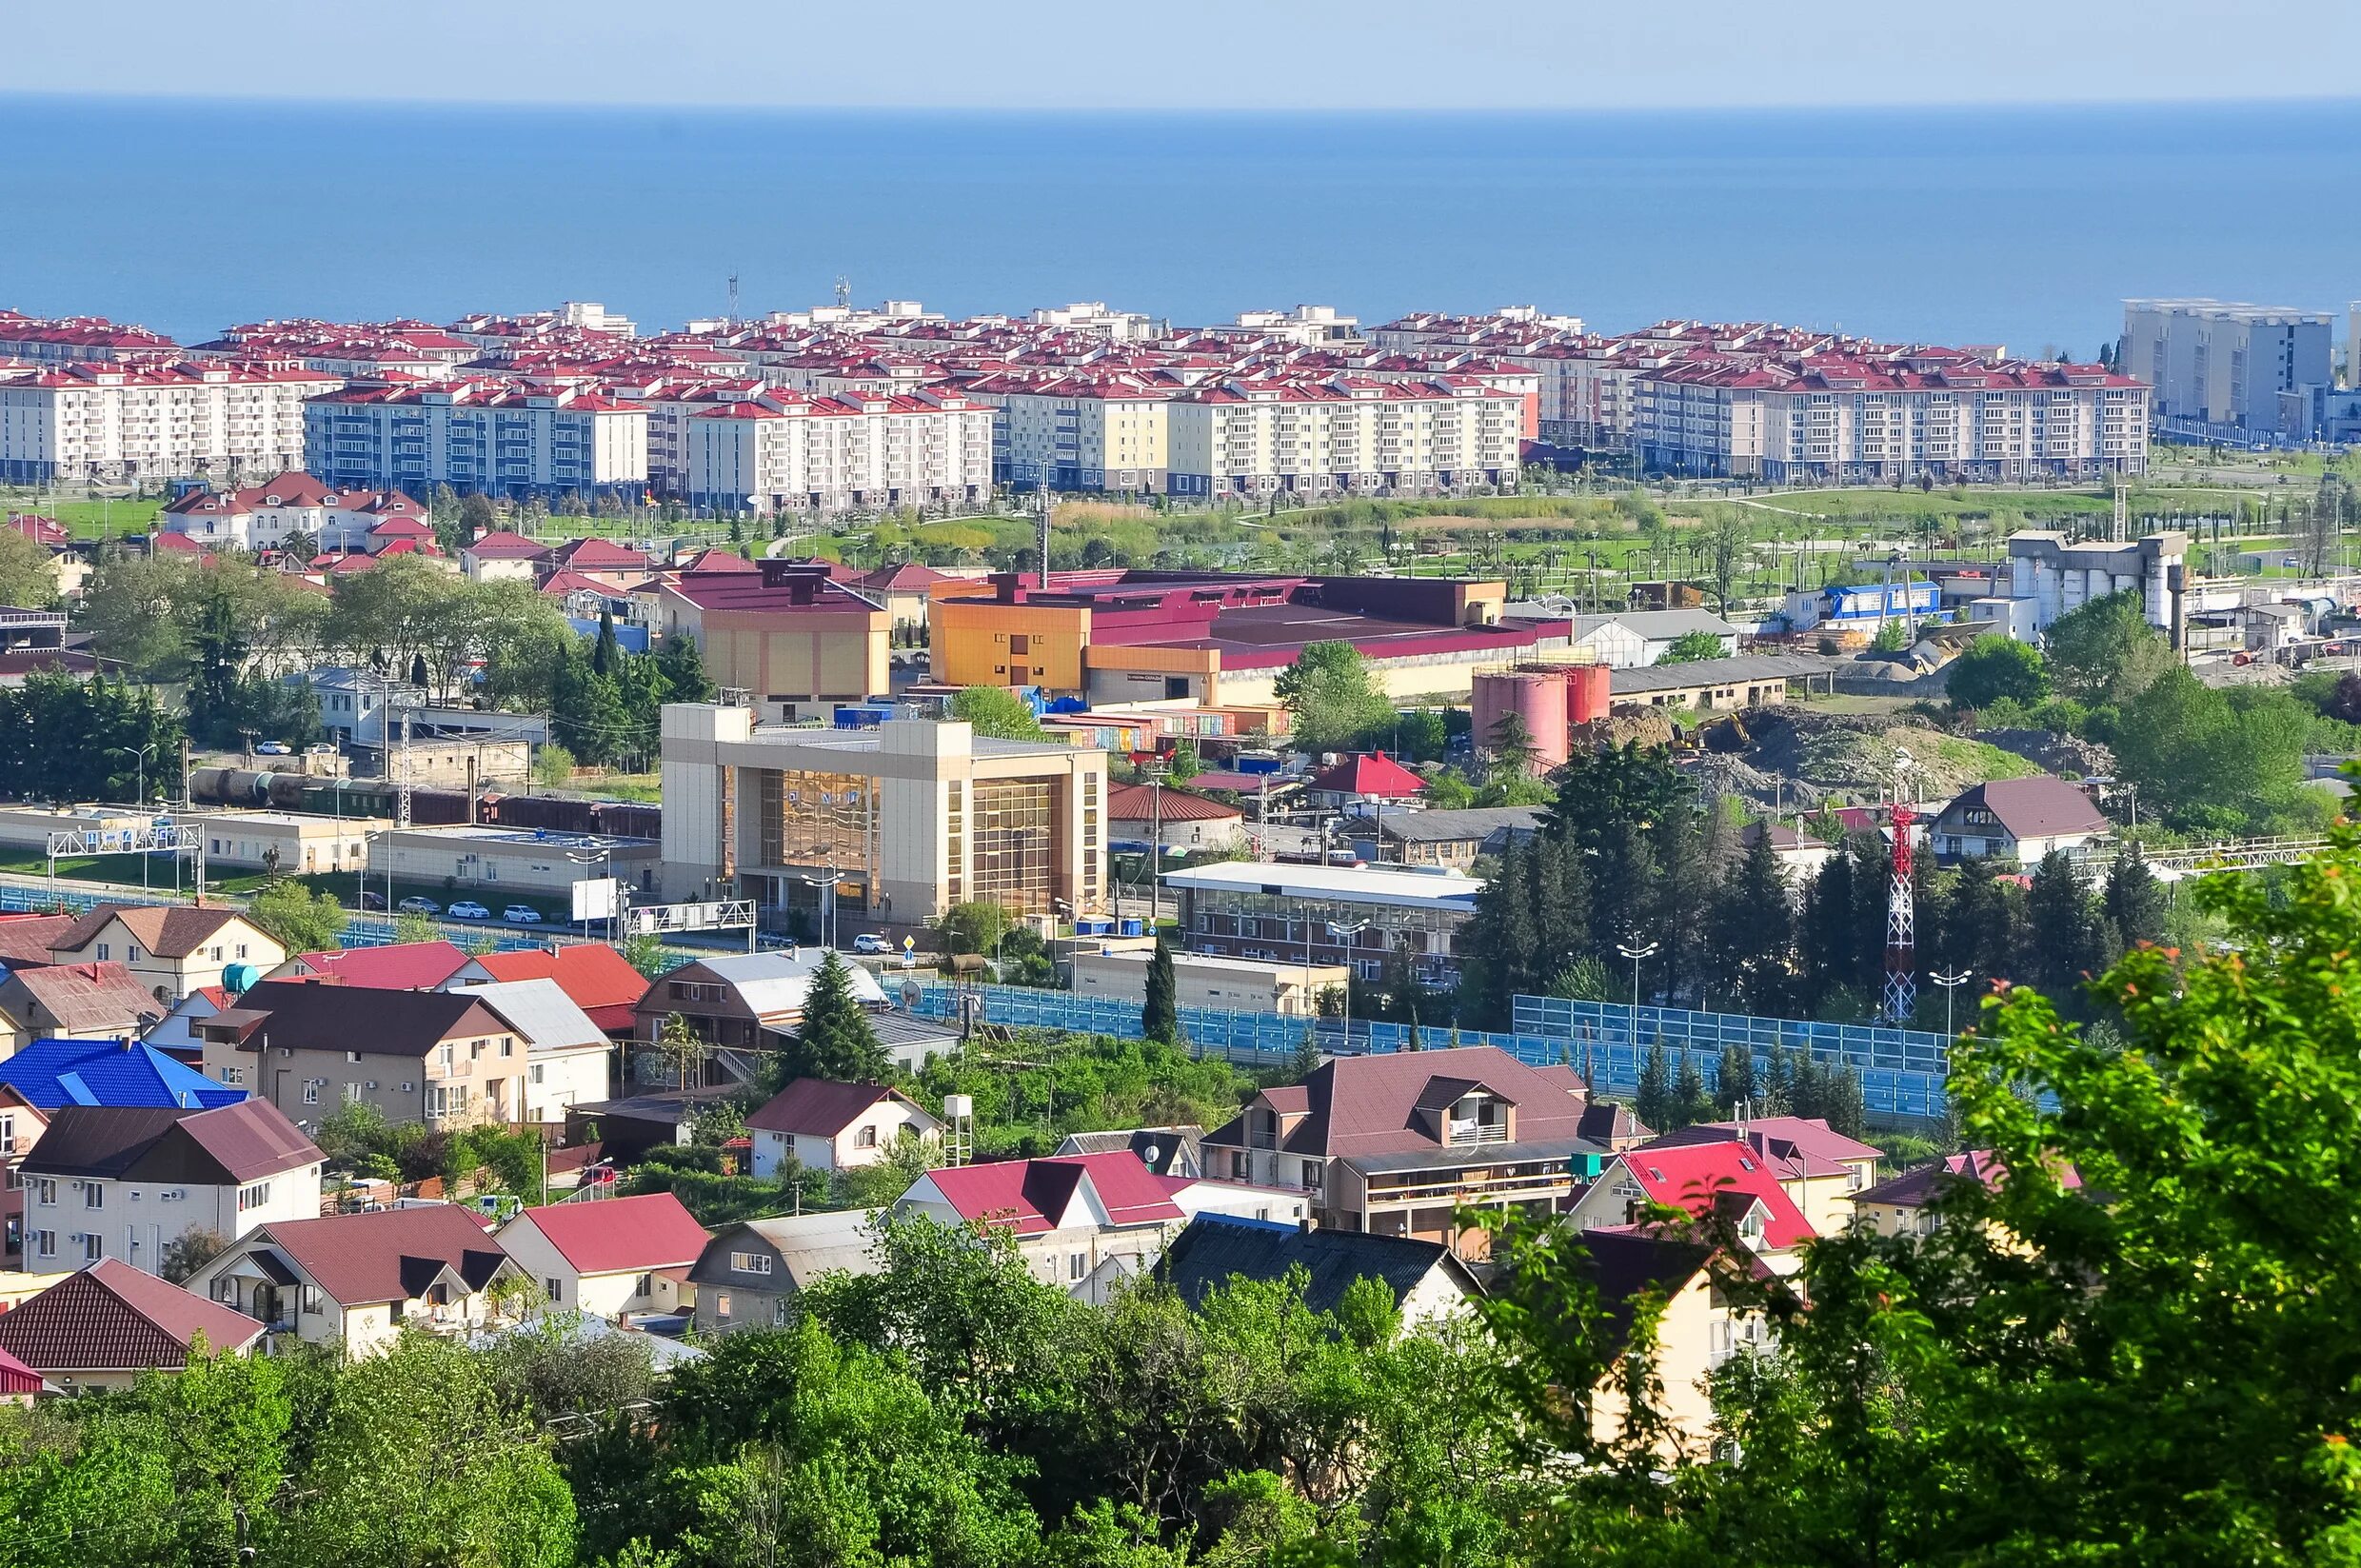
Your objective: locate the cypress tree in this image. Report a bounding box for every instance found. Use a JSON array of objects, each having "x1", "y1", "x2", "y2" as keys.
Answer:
[
  {"x1": 1635, "y1": 1041, "x2": 1673, "y2": 1133},
  {"x1": 1716, "y1": 1042, "x2": 1757, "y2": 1118},
  {"x1": 2103, "y1": 844, "x2": 2169, "y2": 952},
  {"x1": 592, "y1": 605, "x2": 621, "y2": 677},
  {"x1": 1672, "y1": 1046, "x2": 1715, "y2": 1129},
  {"x1": 787, "y1": 950, "x2": 887, "y2": 1082},
  {"x1": 1142, "y1": 930, "x2": 1180, "y2": 1045}
]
